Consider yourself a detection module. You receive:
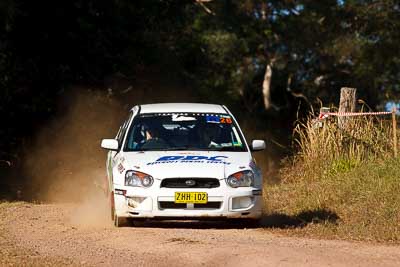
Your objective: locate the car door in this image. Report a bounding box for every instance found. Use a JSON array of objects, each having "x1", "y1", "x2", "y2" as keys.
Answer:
[{"x1": 106, "y1": 108, "x2": 138, "y2": 187}]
